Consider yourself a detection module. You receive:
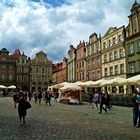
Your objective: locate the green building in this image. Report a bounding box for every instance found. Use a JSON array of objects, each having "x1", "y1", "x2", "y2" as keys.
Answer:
[{"x1": 125, "y1": 1, "x2": 140, "y2": 78}]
